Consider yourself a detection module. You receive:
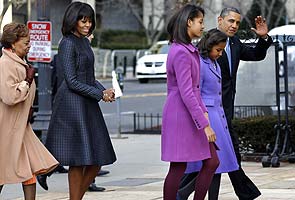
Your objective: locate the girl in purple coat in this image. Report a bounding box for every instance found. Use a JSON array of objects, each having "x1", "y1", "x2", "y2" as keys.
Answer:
[
  {"x1": 161, "y1": 5, "x2": 219, "y2": 200},
  {"x1": 178, "y1": 29, "x2": 239, "y2": 200}
]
